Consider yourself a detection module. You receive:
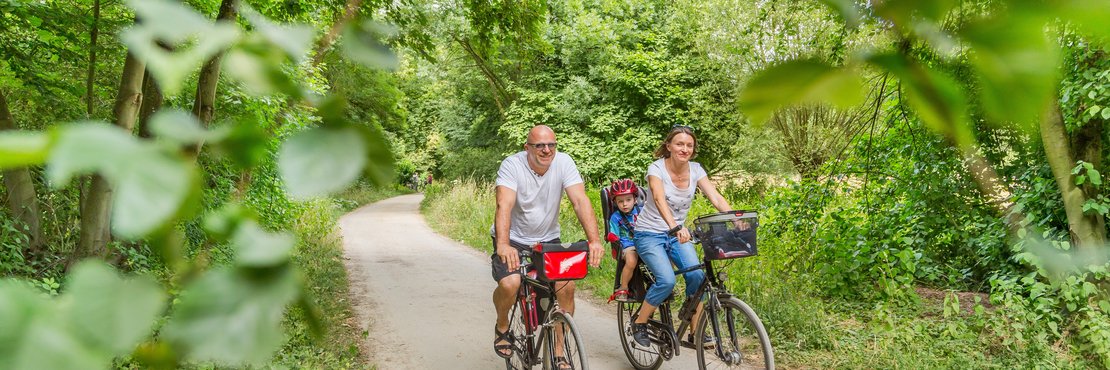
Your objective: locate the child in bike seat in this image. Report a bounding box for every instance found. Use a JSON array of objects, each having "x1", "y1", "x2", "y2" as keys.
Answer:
[{"x1": 607, "y1": 179, "x2": 641, "y2": 303}]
